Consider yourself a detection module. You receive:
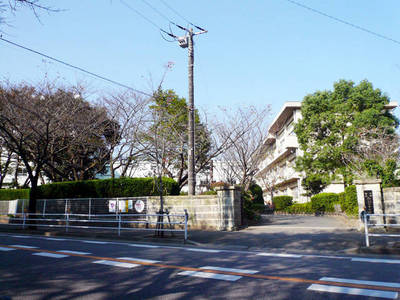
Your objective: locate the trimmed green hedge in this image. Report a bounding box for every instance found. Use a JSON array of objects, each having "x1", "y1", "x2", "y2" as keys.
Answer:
[
  {"x1": 285, "y1": 202, "x2": 313, "y2": 214},
  {"x1": 341, "y1": 185, "x2": 358, "y2": 216},
  {"x1": 273, "y1": 195, "x2": 293, "y2": 211},
  {"x1": 36, "y1": 177, "x2": 180, "y2": 199},
  {"x1": 0, "y1": 189, "x2": 30, "y2": 200},
  {"x1": 310, "y1": 193, "x2": 339, "y2": 213}
]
